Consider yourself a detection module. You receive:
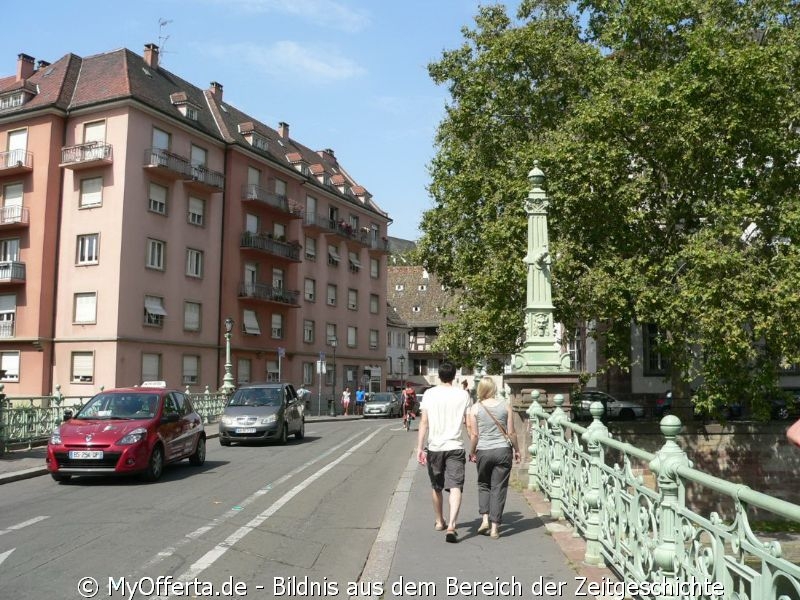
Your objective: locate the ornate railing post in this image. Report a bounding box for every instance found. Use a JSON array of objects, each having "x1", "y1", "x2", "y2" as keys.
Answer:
[
  {"x1": 526, "y1": 390, "x2": 543, "y2": 491},
  {"x1": 548, "y1": 394, "x2": 568, "y2": 520},
  {"x1": 649, "y1": 415, "x2": 691, "y2": 591},
  {"x1": 581, "y1": 401, "x2": 610, "y2": 566},
  {"x1": 52, "y1": 384, "x2": 63, "y2": 407}
]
